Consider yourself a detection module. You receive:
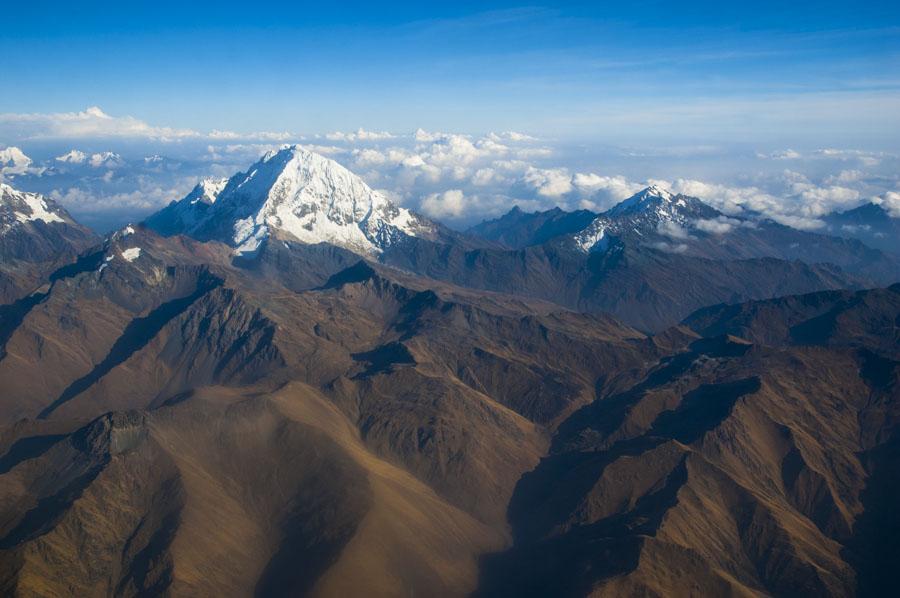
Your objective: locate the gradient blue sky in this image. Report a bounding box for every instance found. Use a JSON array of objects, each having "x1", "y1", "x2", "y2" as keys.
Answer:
[{"x1": 3, "y1": 1, "x2": 899, "y2": 147}]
